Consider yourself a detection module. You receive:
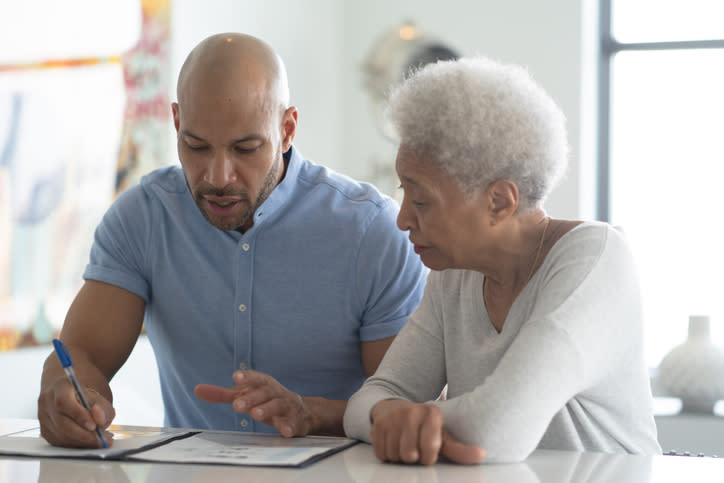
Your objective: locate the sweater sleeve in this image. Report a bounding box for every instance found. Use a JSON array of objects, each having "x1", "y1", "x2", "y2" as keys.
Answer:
[
  {"x1": 434, "y1": 226, "x2": 644, "y2": 462},
  {"x1": 343, "y1": 271, "x2": 448, "y2": 440},
  {"x1": 345, "y1": 224, "x2": 652, "y2": 462}
]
